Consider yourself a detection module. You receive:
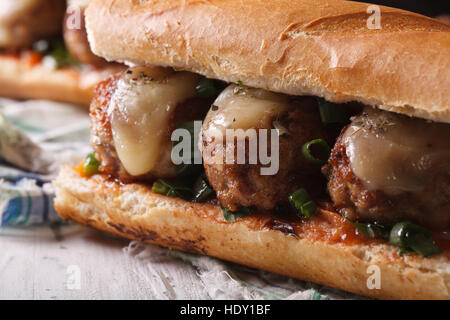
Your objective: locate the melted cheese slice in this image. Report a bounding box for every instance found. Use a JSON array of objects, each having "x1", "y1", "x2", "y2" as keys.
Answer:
[
  {"x1": 343, "y1": 107, "x2": 450, "y2": 195},
  {"x1": 109, "y1": 67, "x2": 198, "y2": 176},
  {"x1": 203, "y1": 84, "x2": 289, "y2": 136}
]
